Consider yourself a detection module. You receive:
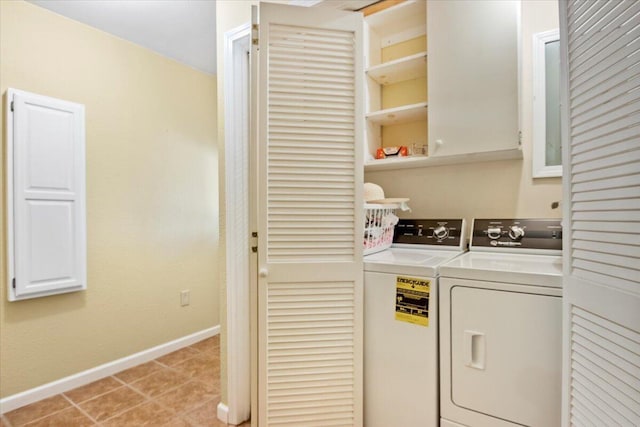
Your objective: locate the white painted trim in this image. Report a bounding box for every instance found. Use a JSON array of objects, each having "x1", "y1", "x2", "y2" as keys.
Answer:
[
  {"x1": 222, "y1": 21, "x2": 252, "y2": 426},
  {"x1": 532, "y1": 29, "x2": 562, "y2": 178},
  {"x1": 0, "y1": 326, "x2": 219, "y2": 414},
  {"x1": 6, "y1": 89, "x2": 15, "y2": 303},
  {"x1": 217, "y1": 401, "x2": 229, "y2": 424}
]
